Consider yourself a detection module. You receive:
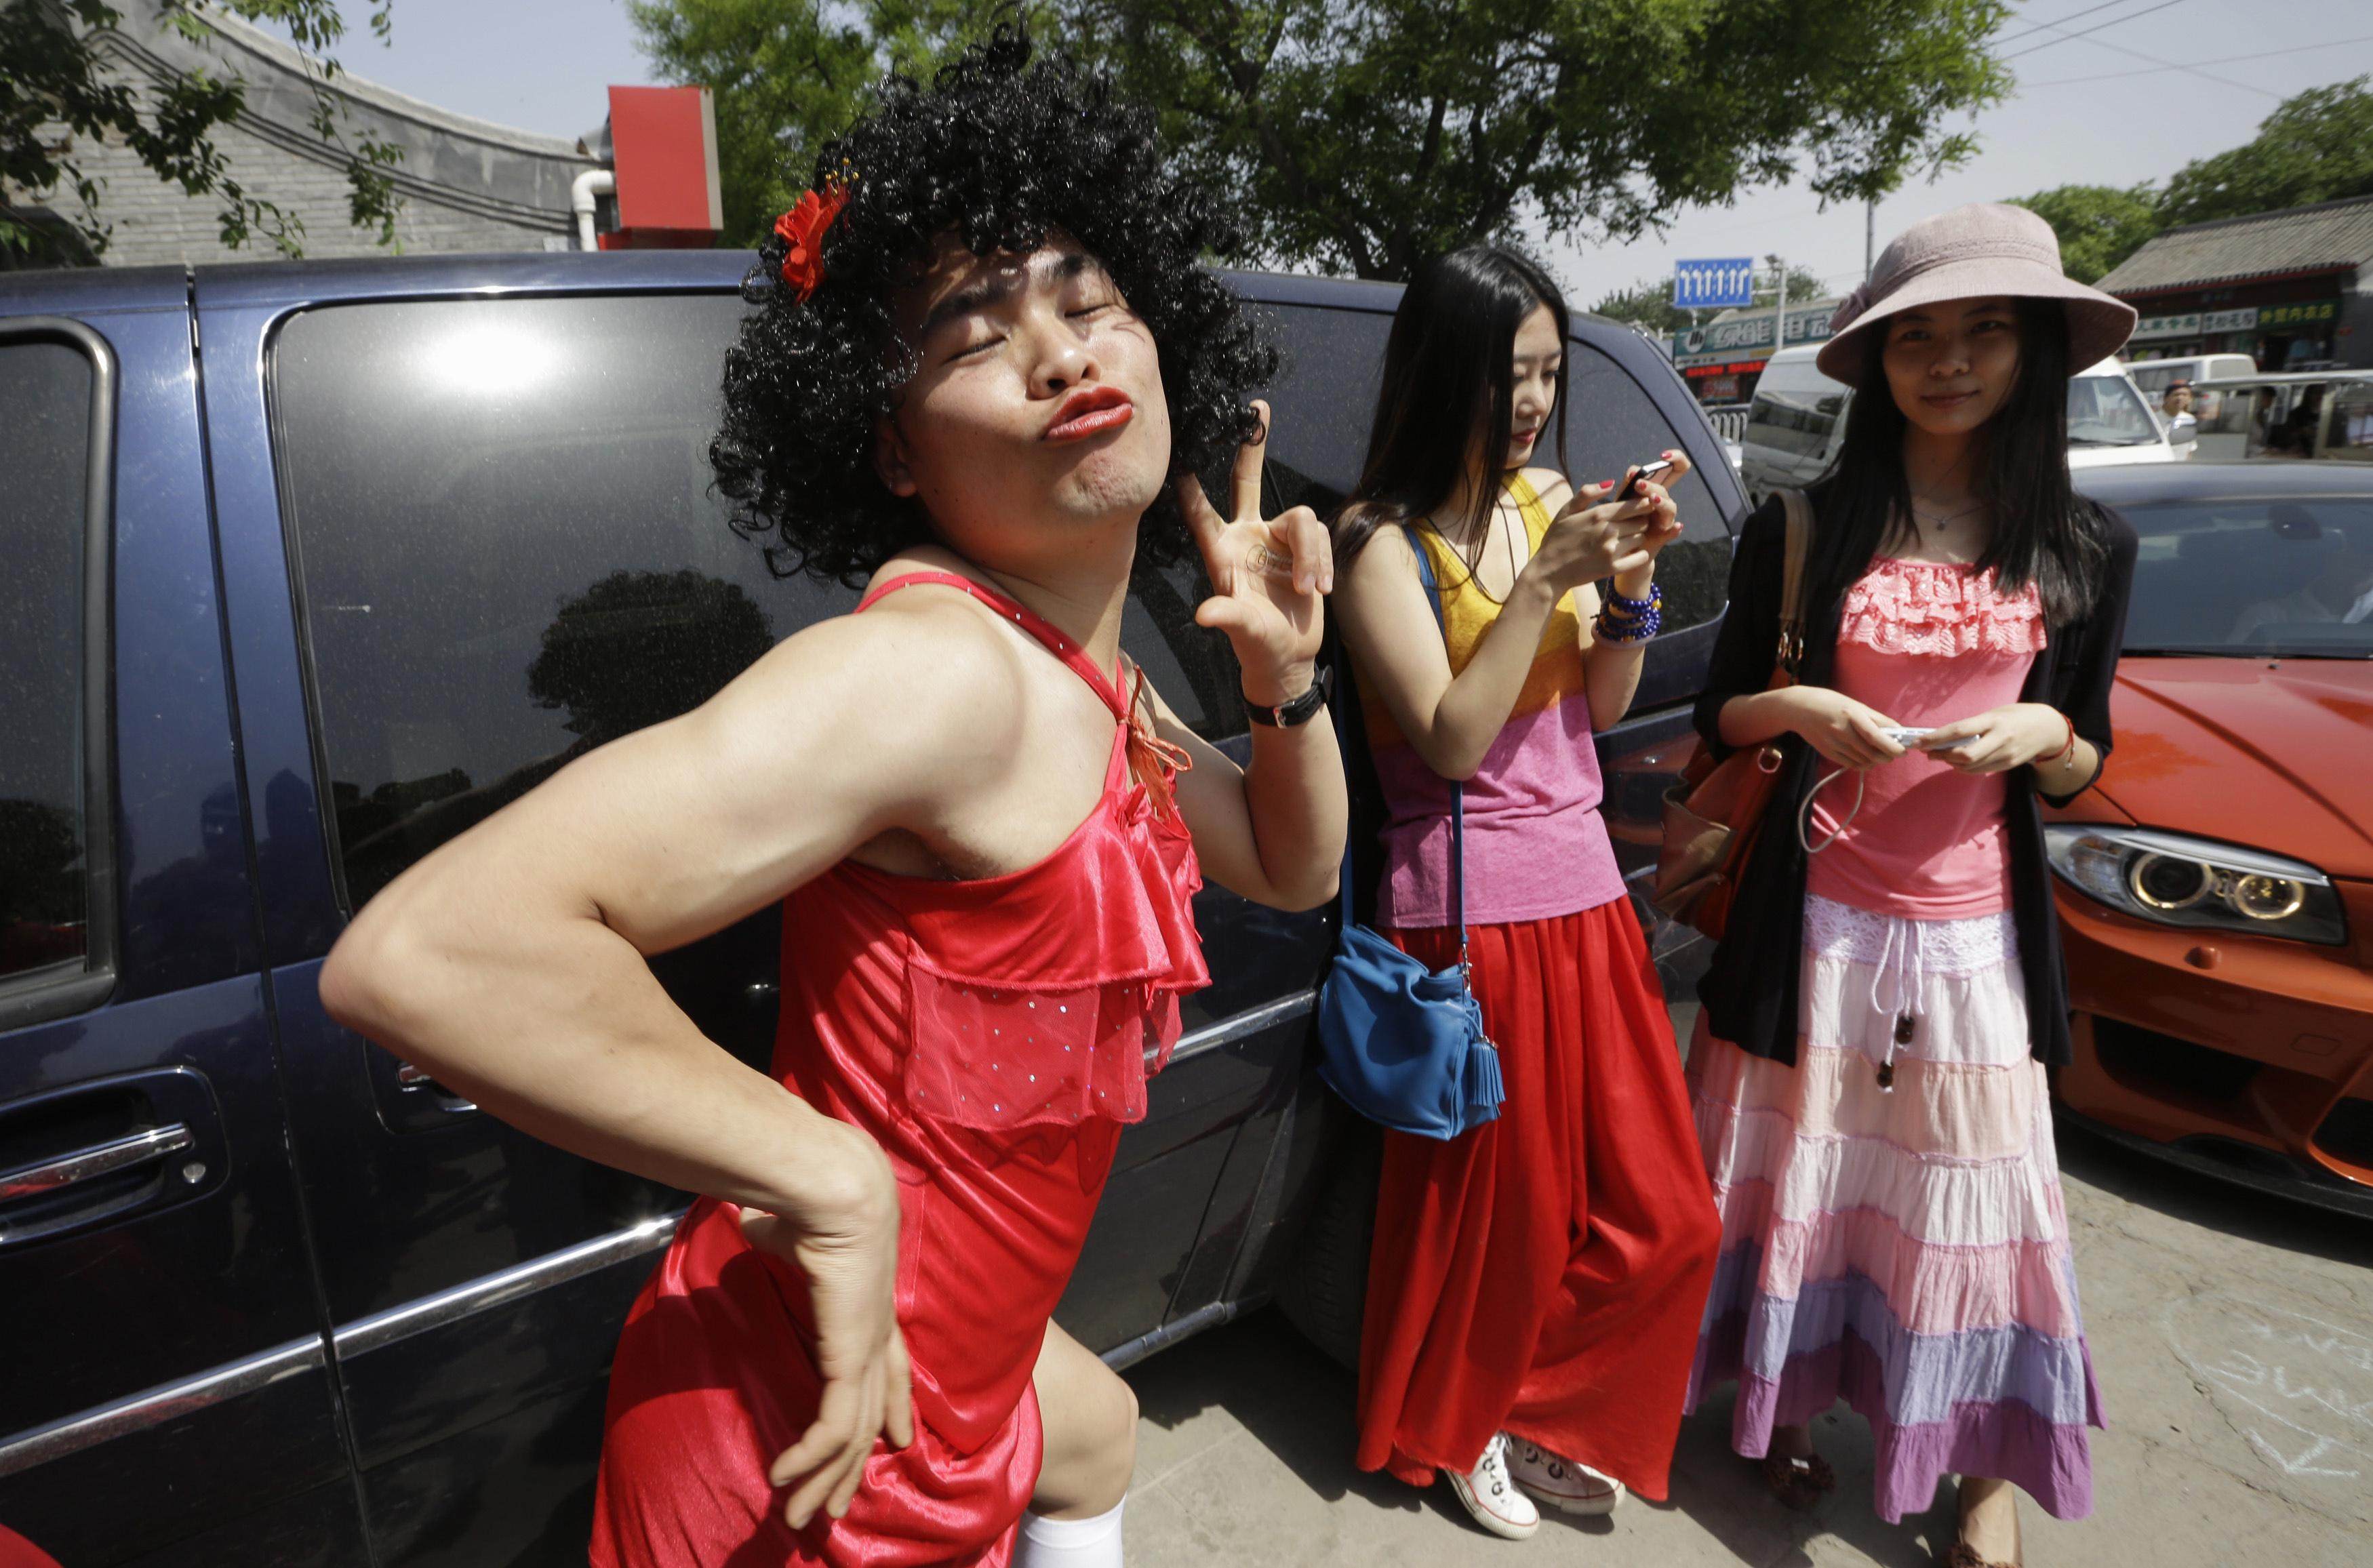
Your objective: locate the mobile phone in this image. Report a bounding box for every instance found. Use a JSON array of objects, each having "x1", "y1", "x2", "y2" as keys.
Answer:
[
  {"x1": 1879, "y1": 725, "x2": 1932, "y2": 748},
  {"x1": 1606, "y1": 458, "x2": 1674, "y2": 503}
]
